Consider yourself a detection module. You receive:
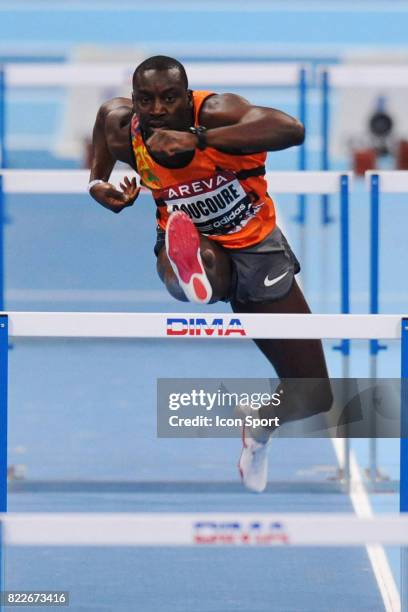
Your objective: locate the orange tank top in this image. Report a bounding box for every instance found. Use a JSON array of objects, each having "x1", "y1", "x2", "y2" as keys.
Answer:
[{"x1": 130, "y1": 90, "x2": 276, "y2": 249}]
